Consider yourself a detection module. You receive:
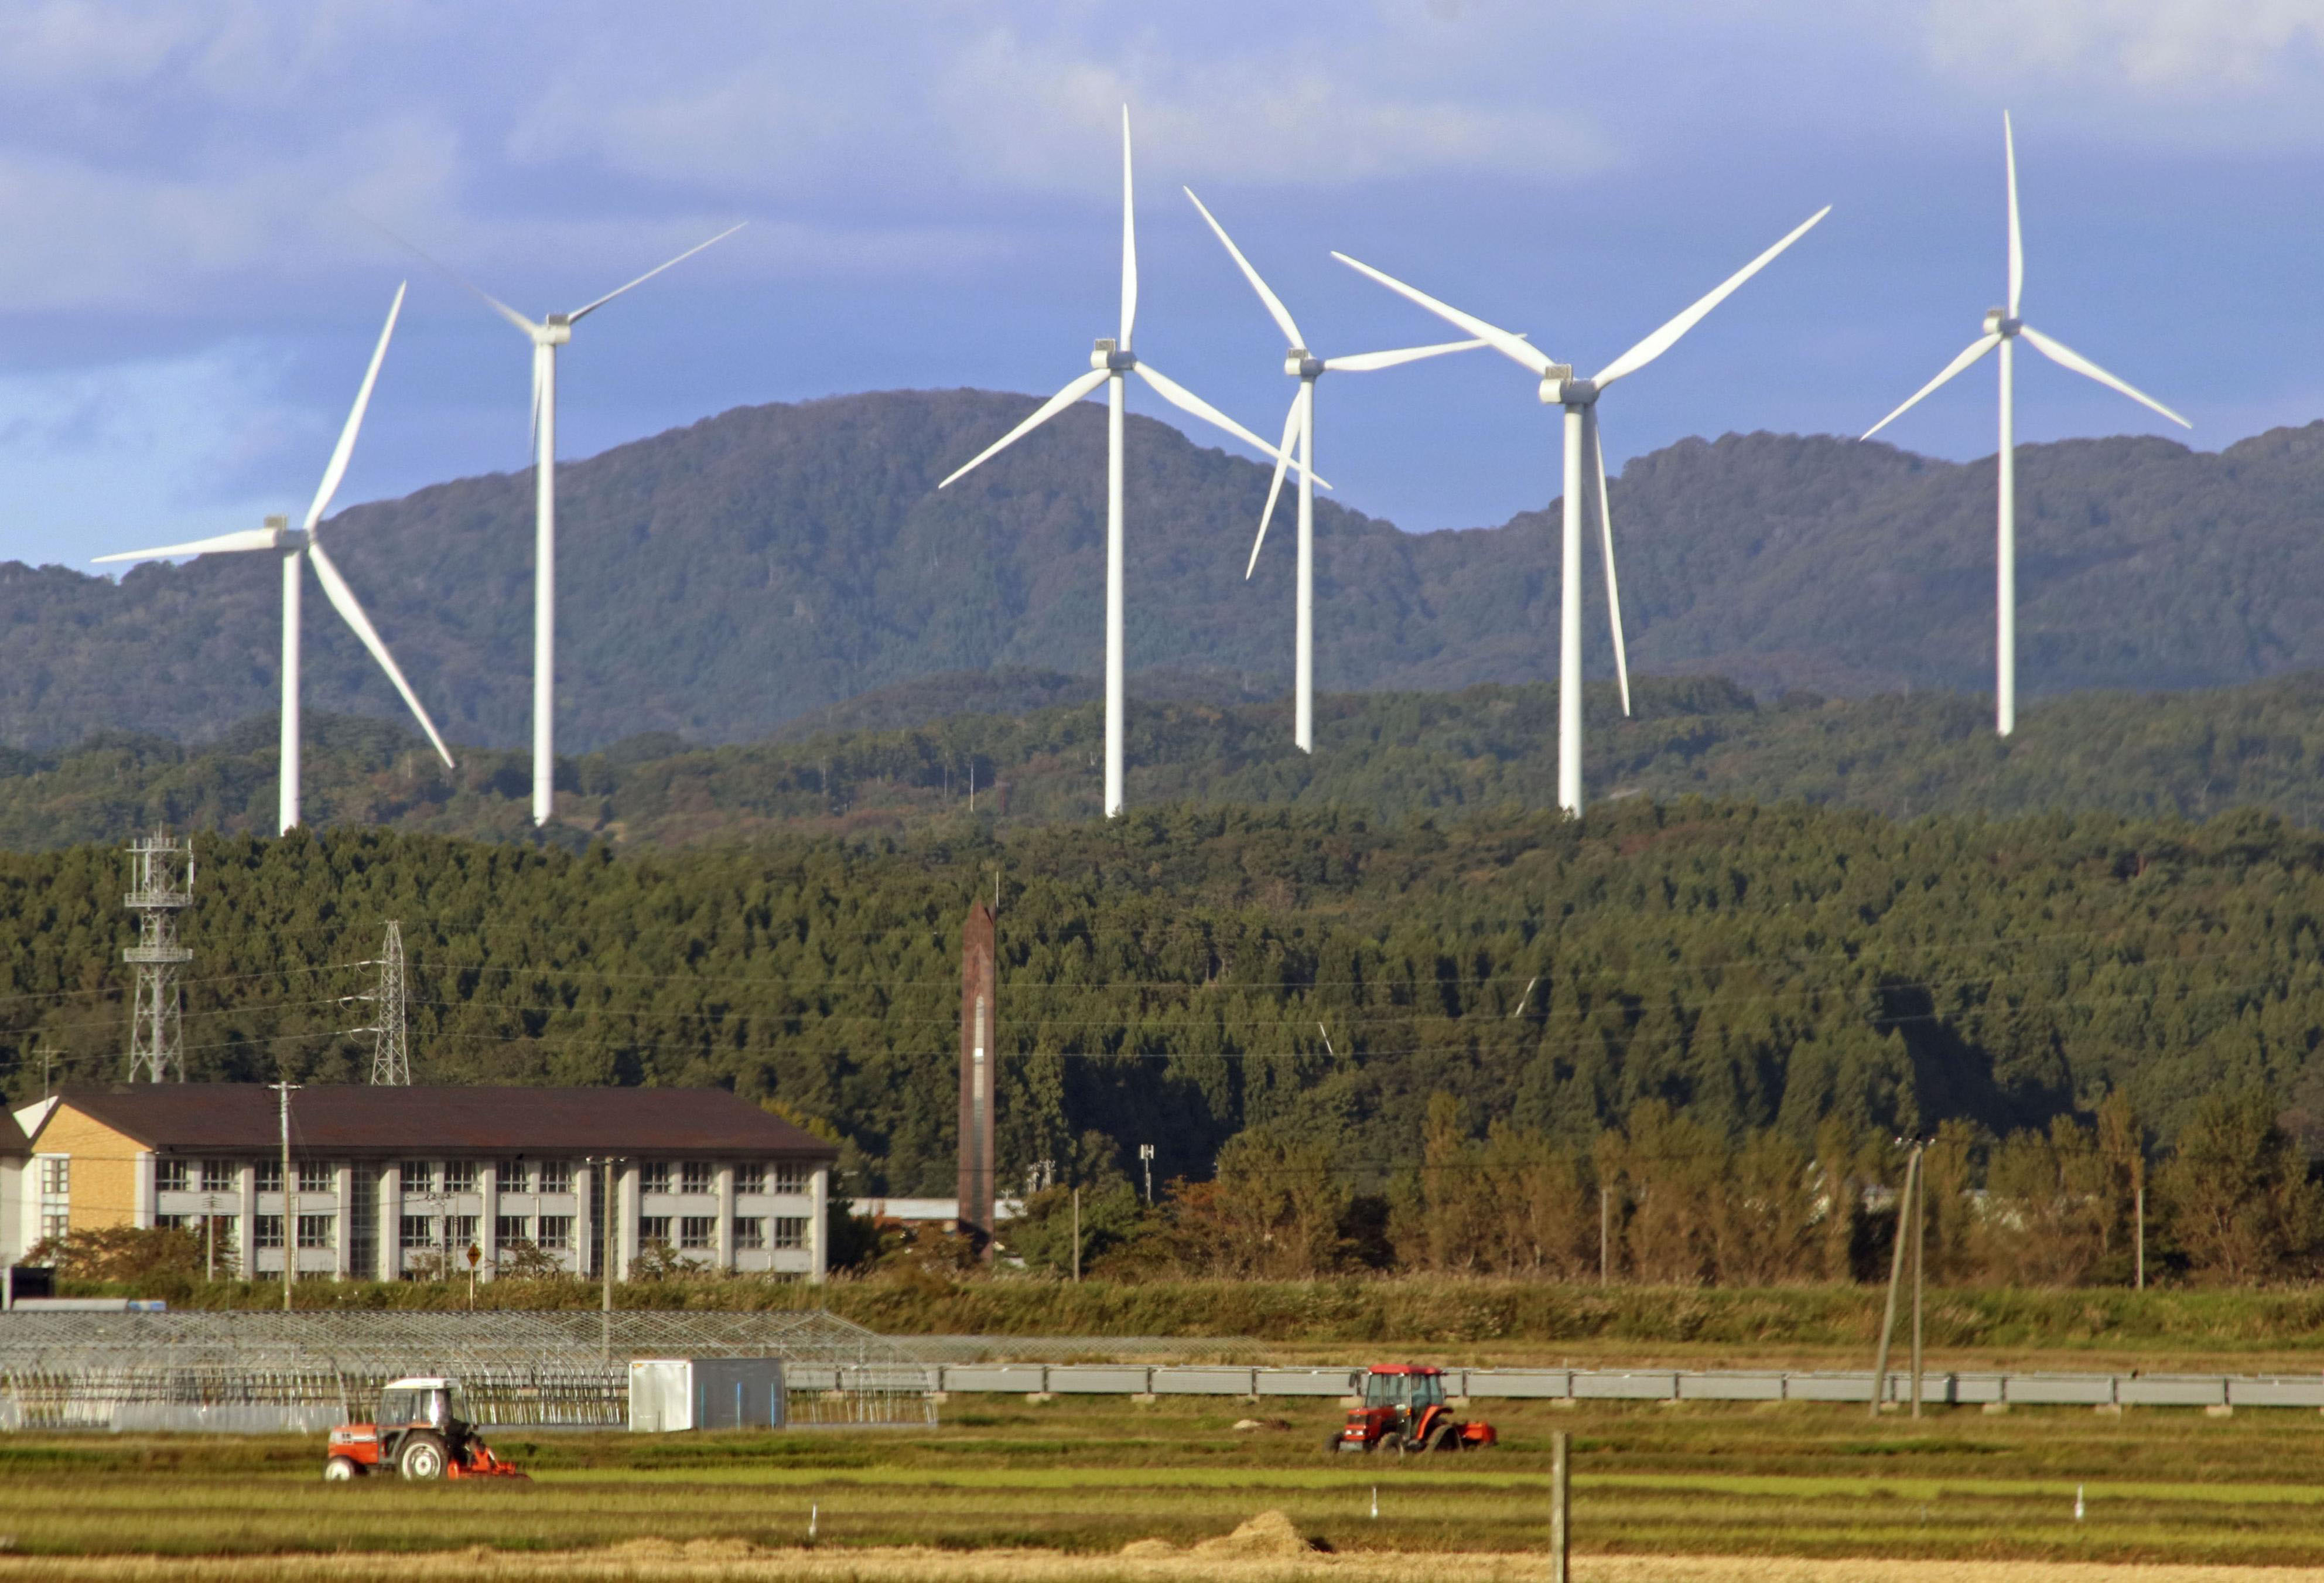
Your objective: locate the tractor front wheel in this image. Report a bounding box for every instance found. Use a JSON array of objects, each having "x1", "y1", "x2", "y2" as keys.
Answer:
[
  {"x1": 323, "y1": 1456, "x2": 363, "y2": 1481},
  {"x1": 398, "y1": 1432, "x2": 449, "y2": 1480}
]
